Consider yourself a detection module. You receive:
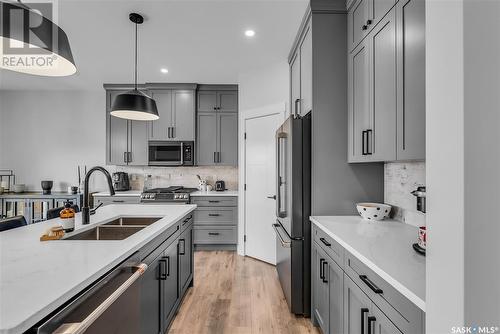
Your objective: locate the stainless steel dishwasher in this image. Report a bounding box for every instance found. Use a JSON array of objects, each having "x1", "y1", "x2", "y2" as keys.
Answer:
[{"x1": 33, "y1": 255, "x2": 147, "y2": 334}]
